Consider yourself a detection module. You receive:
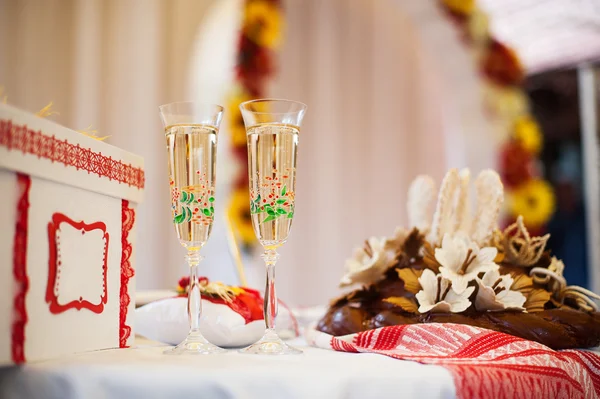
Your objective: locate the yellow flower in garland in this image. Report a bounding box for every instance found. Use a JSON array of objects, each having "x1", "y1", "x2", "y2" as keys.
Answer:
[
  {"x1": 227, "y1": 91, "x2": 252, "y2": 147},
  {"x1": 509, "y1": 179, "x2": 555, "y2": 227},
  {"x1": 243, "y1": 0, "x2": 283, "y2": 49},
  {"x1": 468, "y1": 9, "x2": 490, "y2": 48},
  {"x1": 228, "y1": 189, "x2": 256, "y2": 246},
  {"x1": 514, "y1": 115, "x2": 543, "y2": 154},
  {"x1": 442, "y1": 0, "x2": 475, "y2": 16},
  {"x1": 482, "y1": 83, "x2": 529, "y2": 121}
]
